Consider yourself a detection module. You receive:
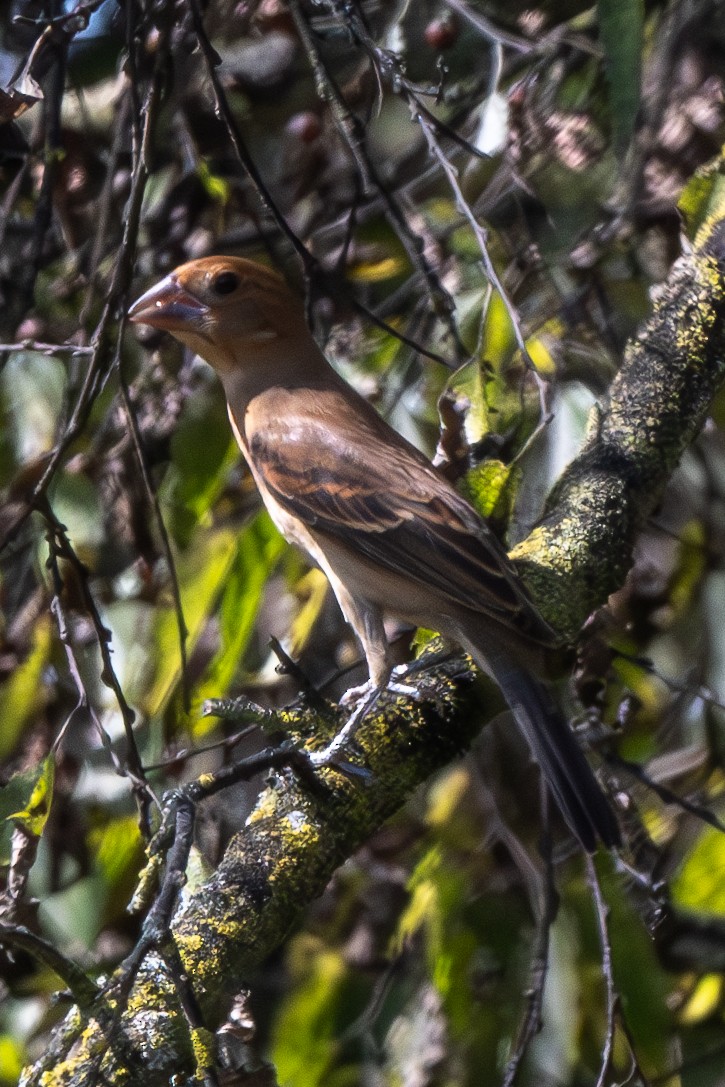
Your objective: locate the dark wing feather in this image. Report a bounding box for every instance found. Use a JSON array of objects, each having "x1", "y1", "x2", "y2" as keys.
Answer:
[{"x1": 248, "y1": 399, "x2": 554, "y2": 644}]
